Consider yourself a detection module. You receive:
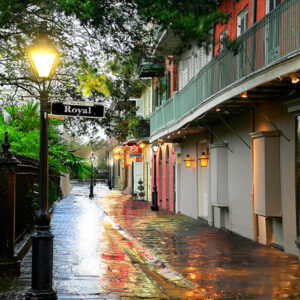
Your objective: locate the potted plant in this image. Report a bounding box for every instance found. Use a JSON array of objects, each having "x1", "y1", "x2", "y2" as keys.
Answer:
[{"x1": 137, "y1": 178, "x2": 145, "y2": 200}]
